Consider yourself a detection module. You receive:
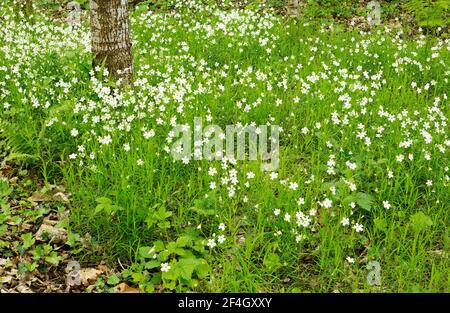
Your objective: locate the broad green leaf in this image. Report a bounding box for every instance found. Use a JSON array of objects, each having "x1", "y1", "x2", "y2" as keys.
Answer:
[
  {"x1": 107, "y1": 274, "x2": 120, "y2": 285},
  {"x1": 144, "y1": 260, "x2": 160, "y2": 270},
  {"x1": 195, "y1": 260, "x2": 211, "y2": 279},
  {"x1": 139, "y1": 246, "x2": 155, "y2": 258},
  {"x1": 178, "y1": 258, "x2": 199, "y2": 280},
  {"x1": 409, "y1": 212, "x2": 433, "y2": 232},
  {"x1": 21, "y1": 232, "x2": 35, "y2": 250},
  {"x1": 263, "y1": 252, "x2": 281, "y2": 271}
]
